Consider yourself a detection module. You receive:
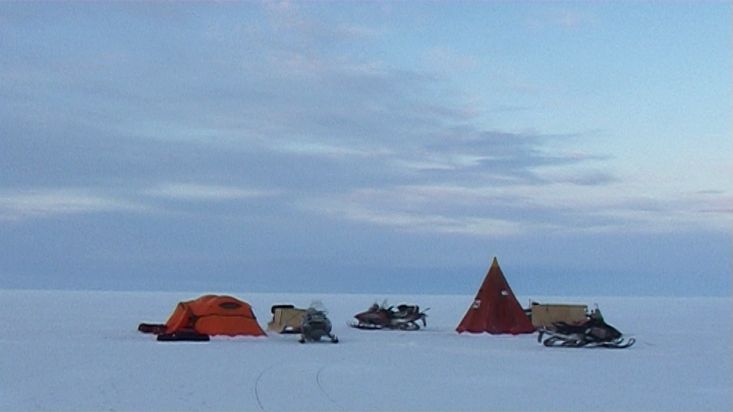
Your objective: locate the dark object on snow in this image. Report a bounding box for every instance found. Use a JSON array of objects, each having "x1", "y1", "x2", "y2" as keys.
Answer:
[
  {"x1": 299, "y1": 307, "x2": 338, "y2": 343},
  {"x1": 351, "y1": 302, "x2": 428, "y2": 330},
  {"x1": 138, "y1": 323, "x2": 167, "y2": 334},
  {"x1": 156, "y1": 330, "x2": 210, "y2": 342},
  {"x1": 537, "y1": 307, "x2": 635, "y2": 349}
]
